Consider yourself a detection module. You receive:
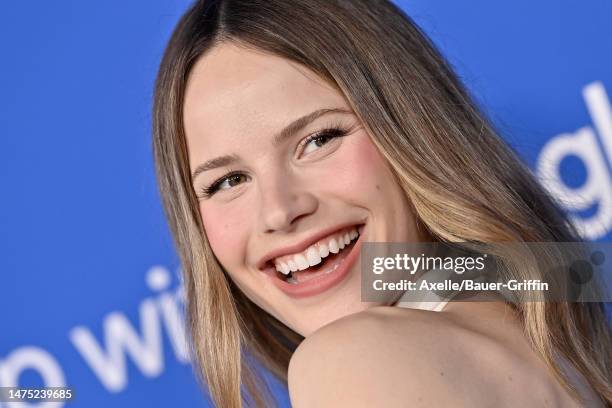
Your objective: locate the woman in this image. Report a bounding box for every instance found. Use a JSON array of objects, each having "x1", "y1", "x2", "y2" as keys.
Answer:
[{"x1": 152, "y1": 0, "x2": 612, "y2": 406}]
